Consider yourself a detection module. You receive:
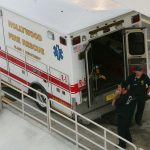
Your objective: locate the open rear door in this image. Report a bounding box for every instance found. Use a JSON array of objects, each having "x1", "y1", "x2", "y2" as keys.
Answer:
[
  {"x1": 85, "y1": 30, "x2": 125, "y2": 107},
  {"x1": 124, "y1": 28, "x2": 148, "y2": 77},
  {"x1": 85, "y1": 43, "x2": 93, "y2": 107}
]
